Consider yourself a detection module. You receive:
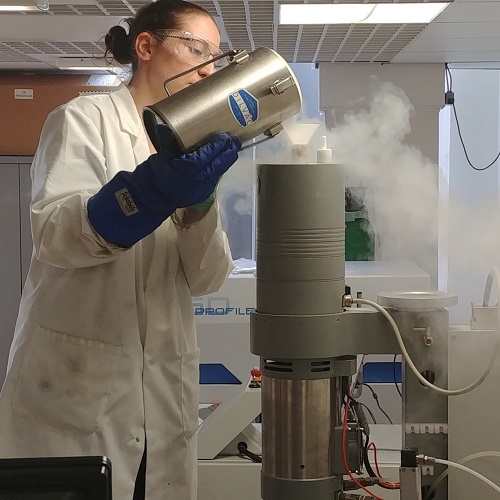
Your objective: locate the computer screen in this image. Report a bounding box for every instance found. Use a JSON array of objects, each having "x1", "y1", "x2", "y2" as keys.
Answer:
[{"x1": 0, "y1": 456, "x2": 112, "y2": 500}]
